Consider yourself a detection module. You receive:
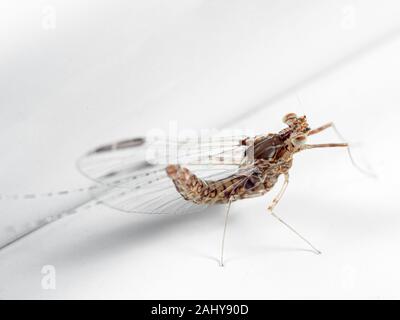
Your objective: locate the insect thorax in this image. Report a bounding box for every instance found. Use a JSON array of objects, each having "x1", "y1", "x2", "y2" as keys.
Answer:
[{"x1": 166, "y1": 128, "x2": 298, "y2": 205}]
